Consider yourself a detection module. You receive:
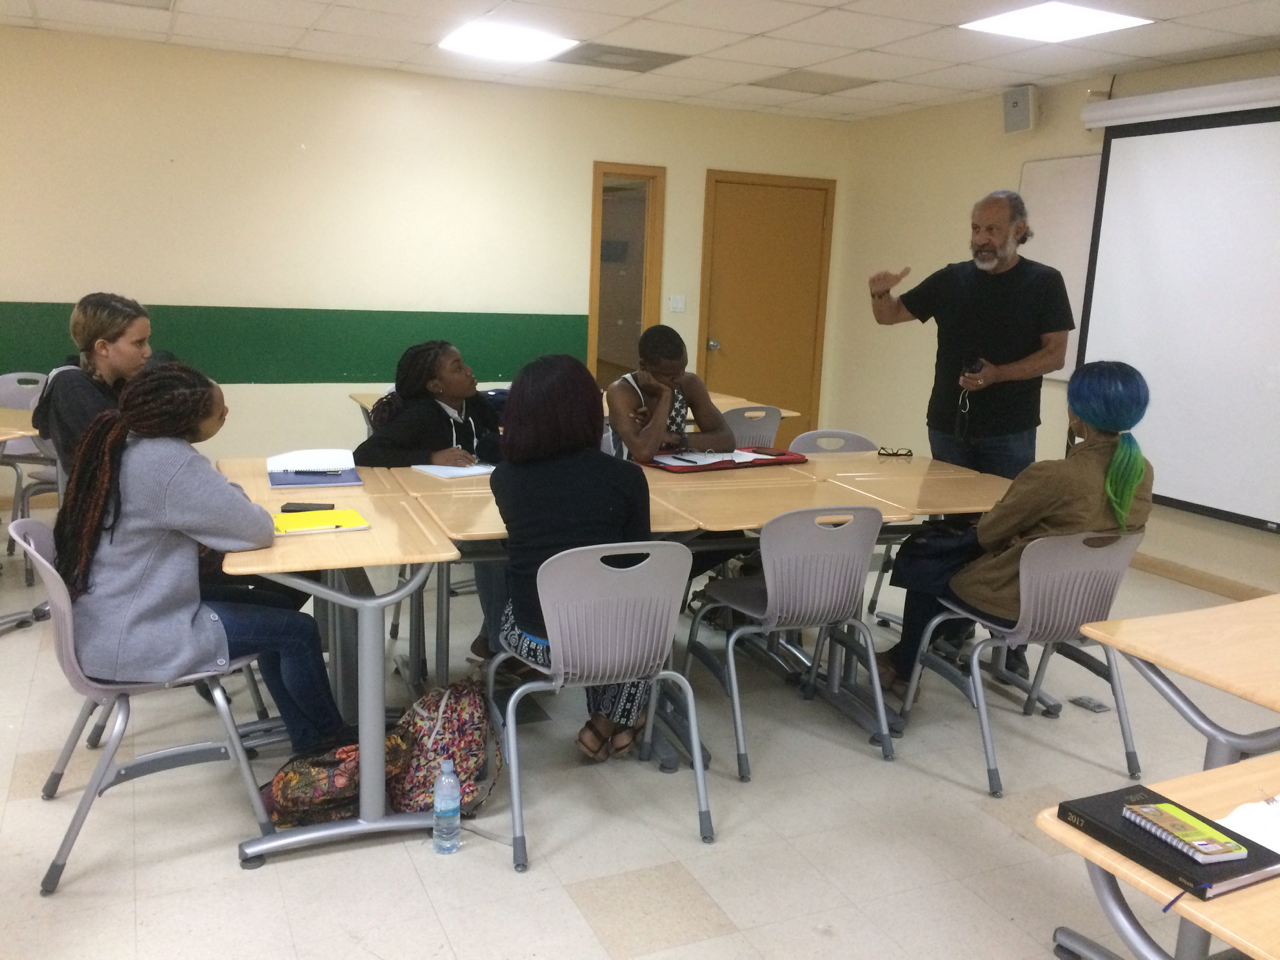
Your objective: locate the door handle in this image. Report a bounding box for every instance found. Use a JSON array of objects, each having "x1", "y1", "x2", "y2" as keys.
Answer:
[{"x1": 707, "y1": 340, "x2": 721, "y2": 351}]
